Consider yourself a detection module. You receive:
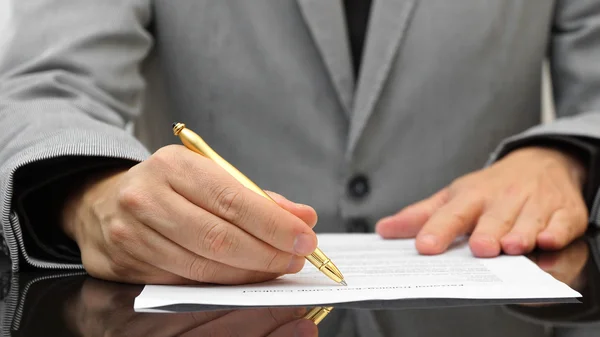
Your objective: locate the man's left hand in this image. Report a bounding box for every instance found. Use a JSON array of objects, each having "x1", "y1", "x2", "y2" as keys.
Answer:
[{"x1": 376, "y1": 147, "x2": 589, "y2": 257}]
